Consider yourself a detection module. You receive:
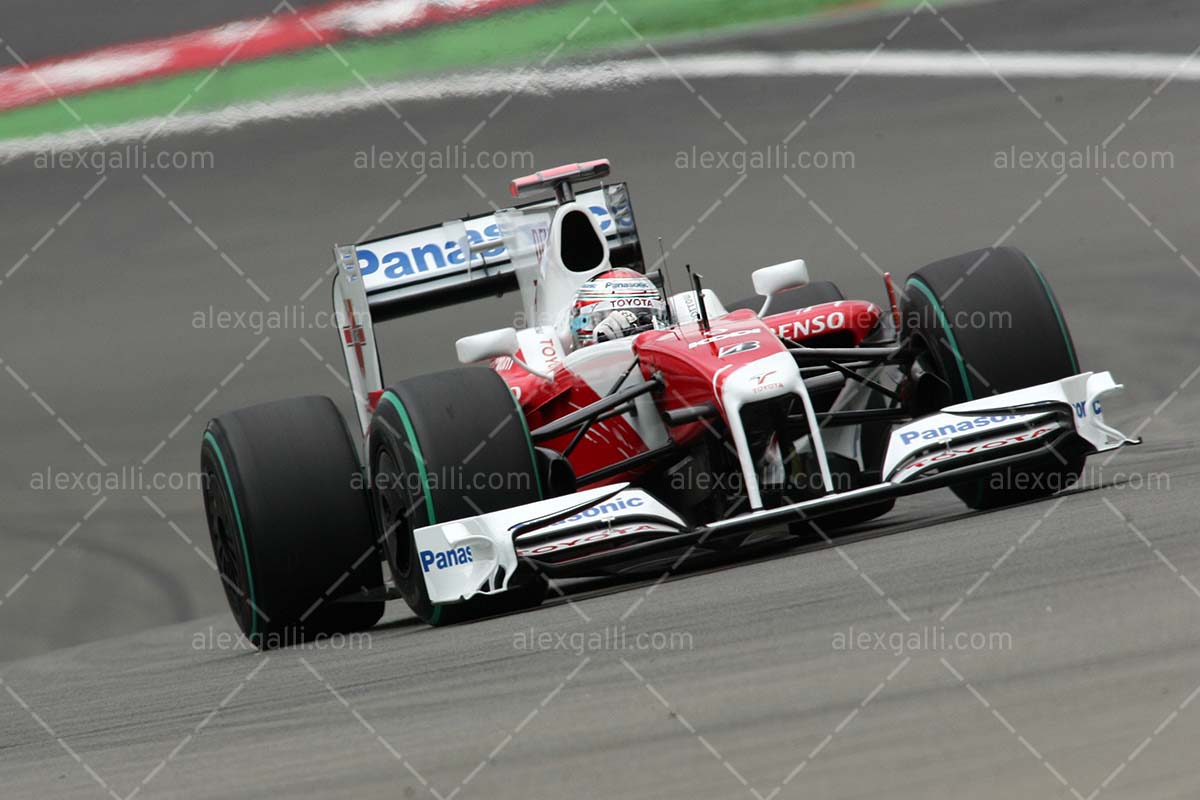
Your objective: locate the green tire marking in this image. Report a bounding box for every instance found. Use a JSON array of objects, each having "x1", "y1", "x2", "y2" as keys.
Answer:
[
  {"x1": 380, "y1": 391, "x2": 436, "y2": 524},
  {"x1": 379, "y1": 390, "x2": 447, "y2": 624},
  {"x1": 204, "y1": 431, "x2": 260, "y2": 640},
  {"x1": 509, "y1": 387, "x2": 543, "y2": 500},
  {"x1": 906, "y1": 277, "x2": 974, "y2": 401},
  {"x1": 379, "y1": 382, "x2": 539, "y2": 625},
  {"x1": 1025, "y1": 256, "x2": 1080, "y2": 374}
]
